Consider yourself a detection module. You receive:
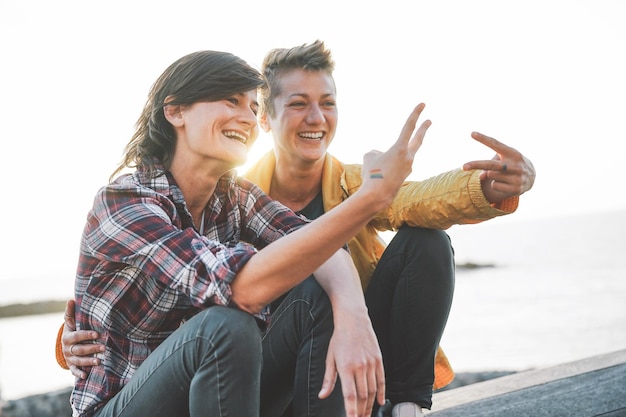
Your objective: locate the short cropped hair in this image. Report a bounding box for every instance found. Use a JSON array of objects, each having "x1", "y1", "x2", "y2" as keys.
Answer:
[{"x1": 259, "y1": 40, "x2": 335, "y2": 118}]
